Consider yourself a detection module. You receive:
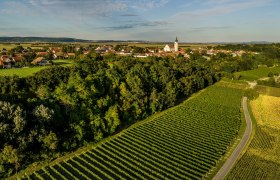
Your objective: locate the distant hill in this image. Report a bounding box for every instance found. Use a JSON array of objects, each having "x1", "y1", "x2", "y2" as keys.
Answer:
[{"x1": 0, "y1": 37, "x2": 91, "y2": 43}]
